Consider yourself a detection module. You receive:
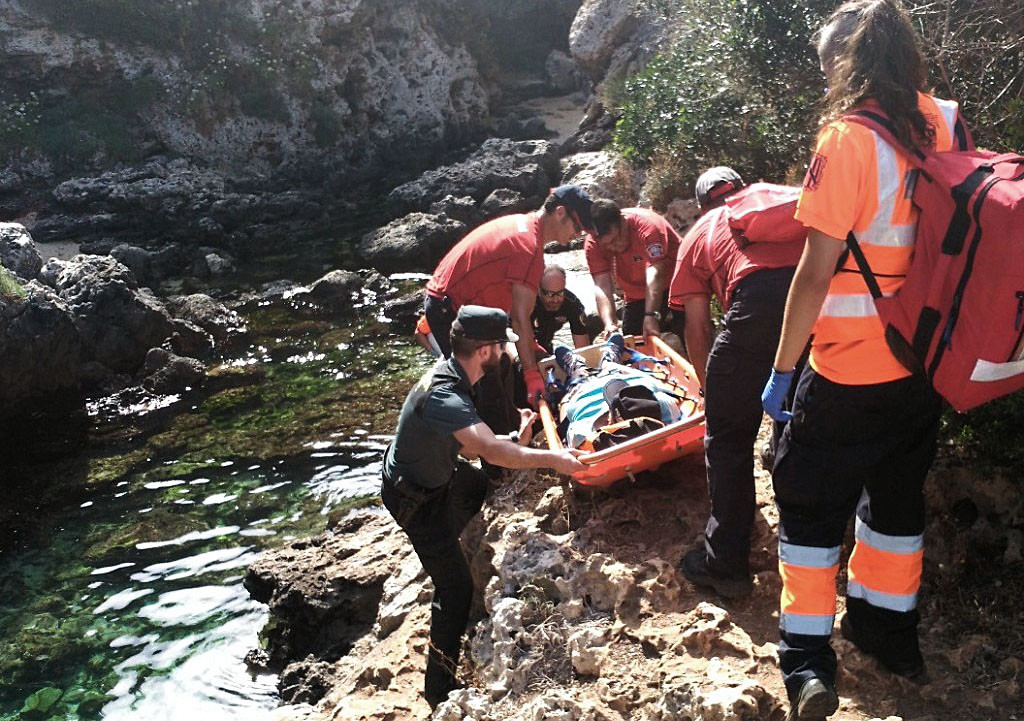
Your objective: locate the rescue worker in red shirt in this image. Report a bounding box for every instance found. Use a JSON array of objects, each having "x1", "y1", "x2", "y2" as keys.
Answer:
[
  {"x1": 760, "y1": 2, "x2": 973, "y2": 719},
  {"x1": 669, "y1": 167, "x2": 805, "y2": 599},
  {"x1": 586, "y1": 200, "x2": 685, "y2": 344},
  {"x1": 425, "y1": 185, "x2": 595, "y2": 412}
]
